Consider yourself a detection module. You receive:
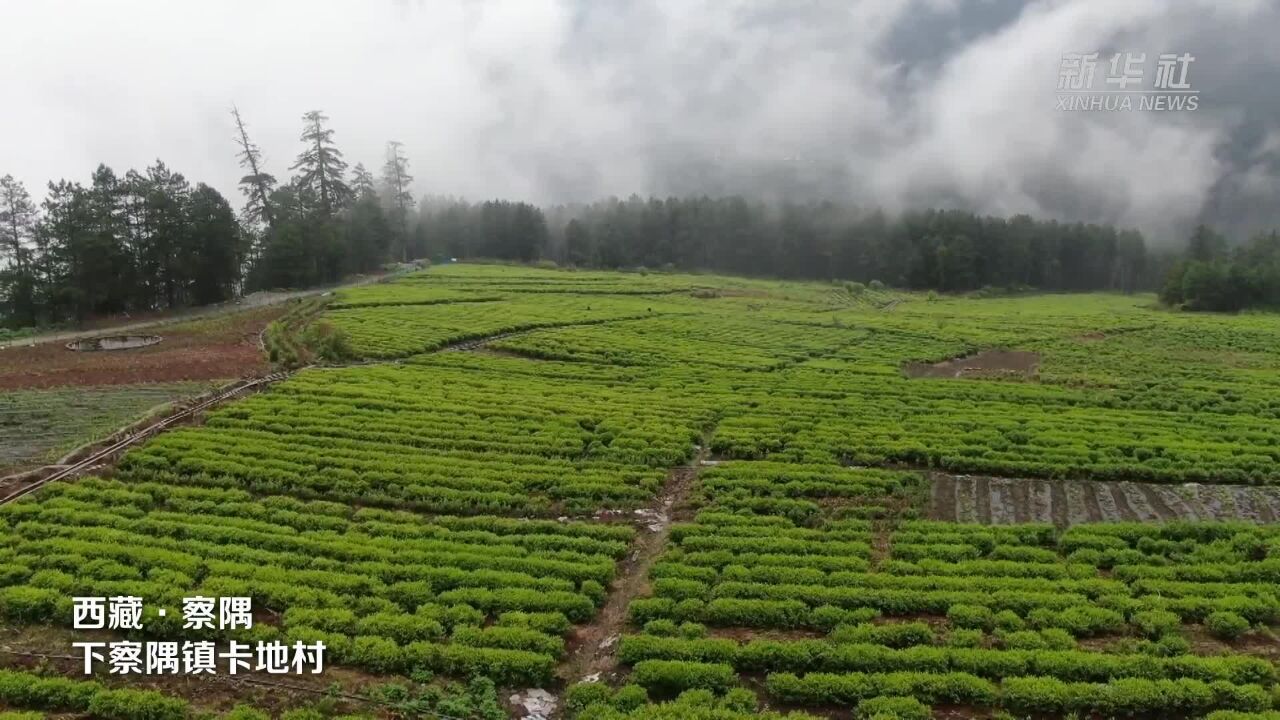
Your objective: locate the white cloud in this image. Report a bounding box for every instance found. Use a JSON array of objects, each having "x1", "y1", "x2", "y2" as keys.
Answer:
[{"x1": 1, "y1": 0, "x2": 1276, "y2": 241}]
